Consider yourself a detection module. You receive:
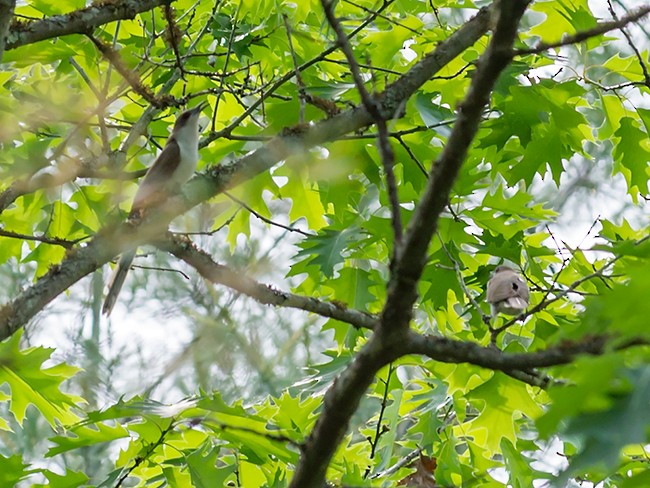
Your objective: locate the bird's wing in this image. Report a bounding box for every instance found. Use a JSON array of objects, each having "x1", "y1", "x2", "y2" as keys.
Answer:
[{"x1": 132, "y1": 138, "x2": 181, "y2": 211}]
